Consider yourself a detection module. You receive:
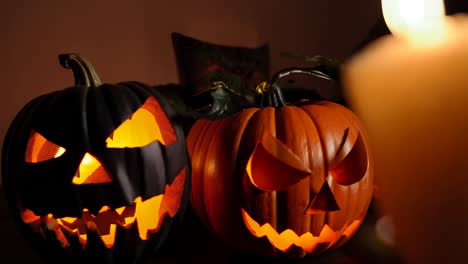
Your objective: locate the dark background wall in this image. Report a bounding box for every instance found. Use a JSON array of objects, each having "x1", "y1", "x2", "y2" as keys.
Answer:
[
  {"x1": 1, "y1": 0, "x2": 382, "y2": 184},
  {"x1": 2, "y1": 1, "x2": 468, "y2": 262},
  {"x1": 3, "y1": 0, "x2": 468, "y2": 184}
]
